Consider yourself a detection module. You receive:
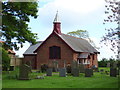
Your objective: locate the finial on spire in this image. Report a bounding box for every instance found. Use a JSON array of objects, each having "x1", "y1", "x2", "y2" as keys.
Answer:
[
  {"x1": 53, "y1": 11, "x2": 61, "y2": 34},
  {"x1": 53, "y1": 10, "x2": 60, "y2": 23}
]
